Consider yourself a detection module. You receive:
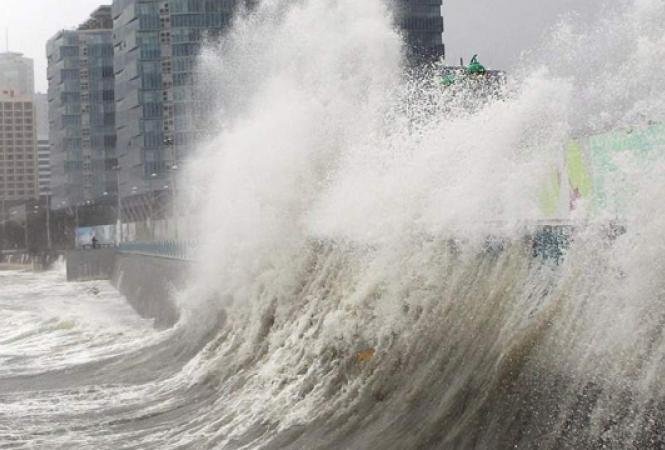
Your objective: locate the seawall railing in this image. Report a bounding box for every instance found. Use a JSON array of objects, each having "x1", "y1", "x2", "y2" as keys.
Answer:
[
  {"x1": 112, "y1": 221, "x2": 624, "y2": 266},
  {"x1": 117, "y1": 240, "x2": 199, "y2": 261},
  {"x1": 114, "y1": 227, "x2": 575, "y2": 264}
]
